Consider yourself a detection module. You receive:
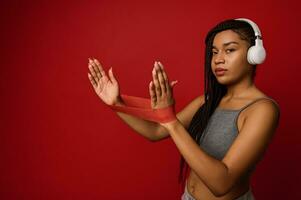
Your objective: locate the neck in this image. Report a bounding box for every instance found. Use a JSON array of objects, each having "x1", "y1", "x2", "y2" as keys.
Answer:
[{"x1": 225, "y1": 77, "x2": 255, "y2": 99}]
